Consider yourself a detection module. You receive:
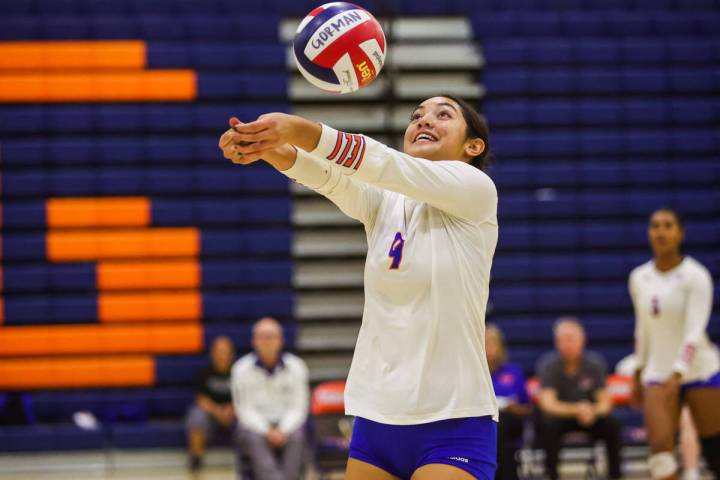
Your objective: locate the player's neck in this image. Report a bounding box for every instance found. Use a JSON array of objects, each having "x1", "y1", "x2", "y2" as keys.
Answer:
[{"x1": 654, "y1": 253, "x2": 684, "y2": 272}]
